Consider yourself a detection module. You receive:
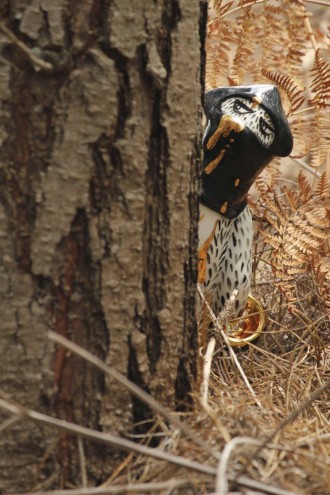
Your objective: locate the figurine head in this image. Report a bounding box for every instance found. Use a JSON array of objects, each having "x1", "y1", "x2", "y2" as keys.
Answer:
[{"x1": 201, "y1": 85, "x2": 293, "y2": 218}]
